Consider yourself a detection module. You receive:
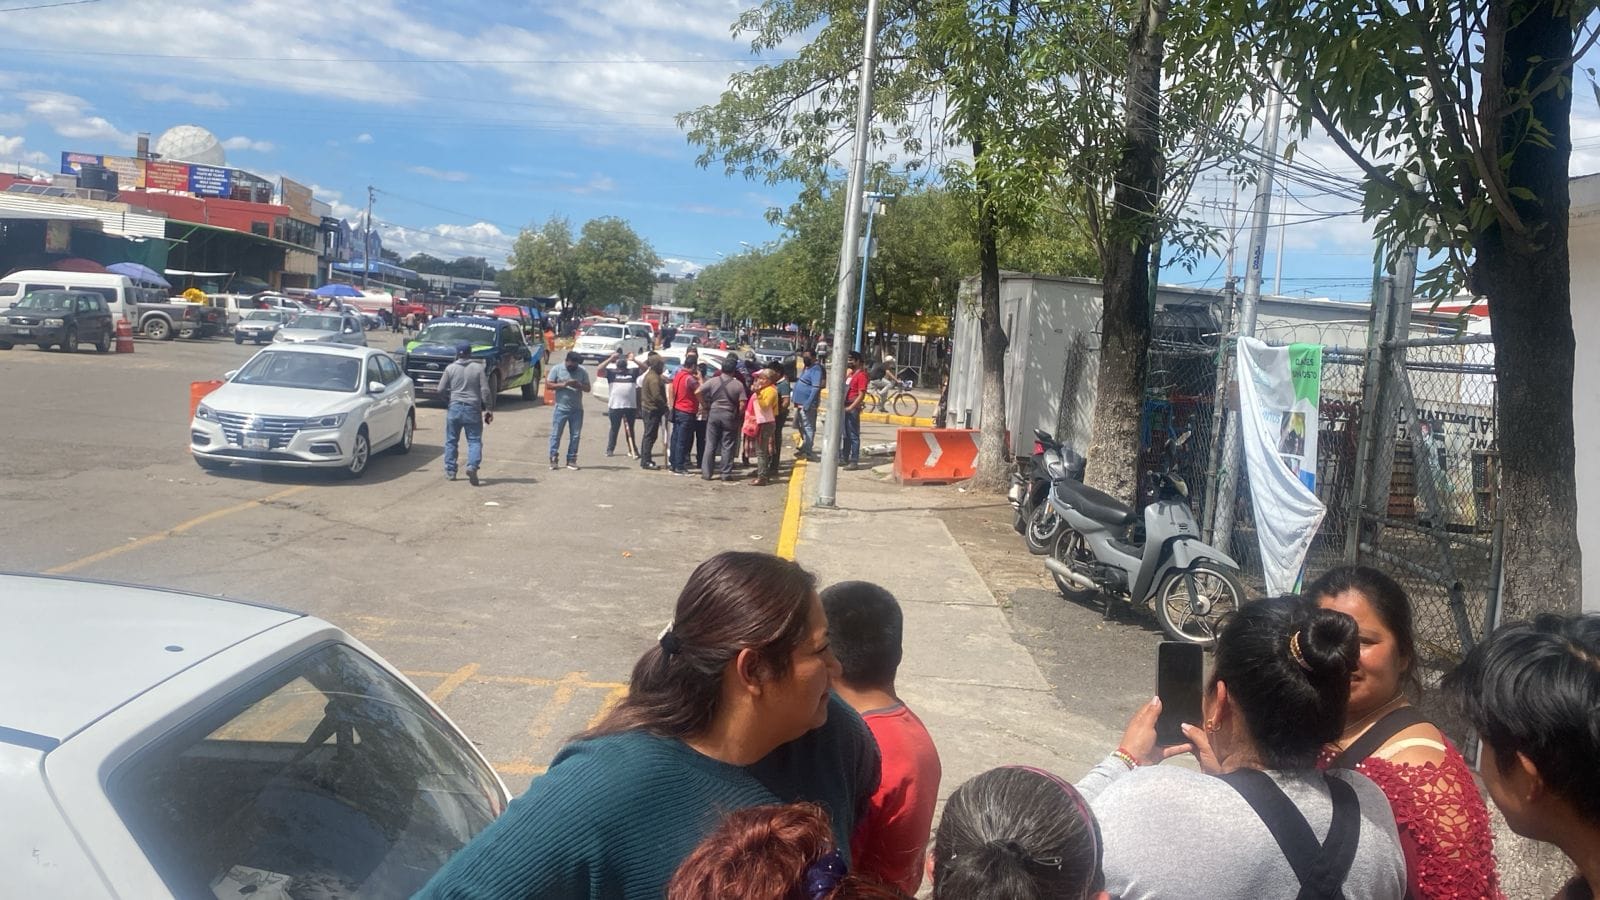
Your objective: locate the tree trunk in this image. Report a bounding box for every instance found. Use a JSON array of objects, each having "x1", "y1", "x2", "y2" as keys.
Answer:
[
  {"x1": 970, "y1": 135, "x2": 1011, "y2": 492},
  {"x1": 1083, "y1": 0, "x2": 1169, "y2": 505},
  {"x1": 1471, "y1": 0, "x2": 1581, "y2": 616}
]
